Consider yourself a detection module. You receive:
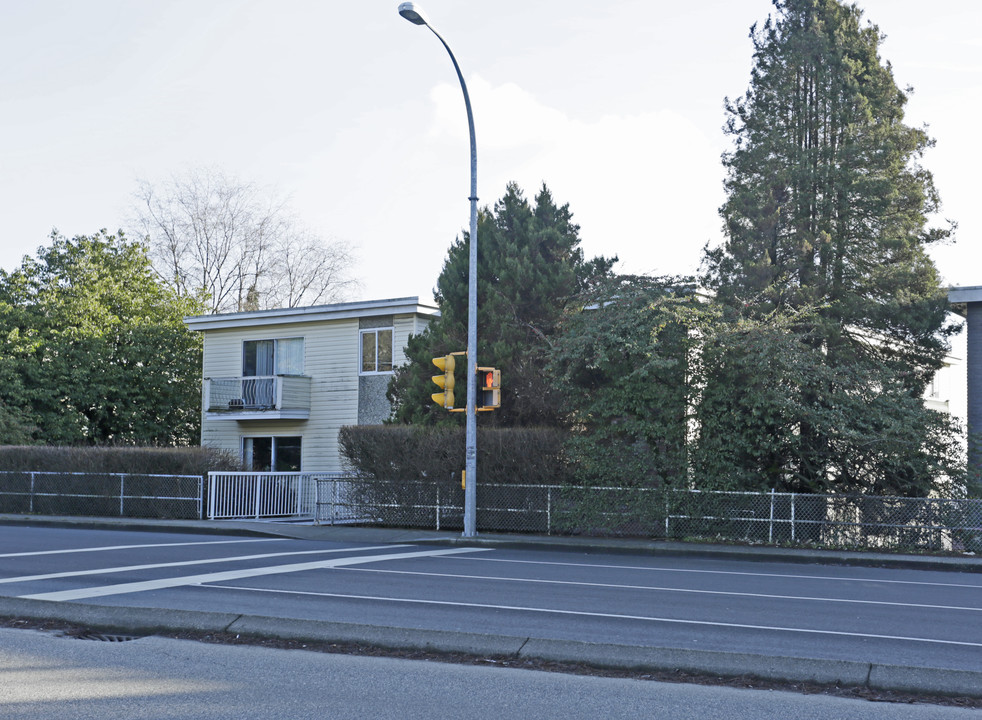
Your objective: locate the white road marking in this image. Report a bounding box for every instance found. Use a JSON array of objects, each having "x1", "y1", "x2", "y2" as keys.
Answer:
[
  {"x1": 202, "y1": 583, "x2": 982, "y2": 649},
  {"x1": 340, "y1": 566, "x2": 982, "y2": 613},
  {"x1": 0, "y1": 545, "x2": 411, "y2": 585},
  {"x1": 19, "y1": 547, "x2": 490, "y2": 602},
  {"x1": 455, "y1": 556, "x2": 982, "y2": 591},
  {"x1": 0, "y1": 538, "x2": 283, "y2": 558}
]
